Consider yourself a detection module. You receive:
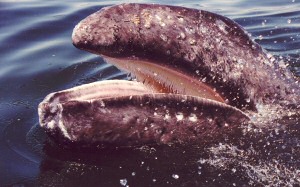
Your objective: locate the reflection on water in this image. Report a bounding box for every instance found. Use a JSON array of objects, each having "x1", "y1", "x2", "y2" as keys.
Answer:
[{"x1": 0, "y1": 0, "x2": 299, "y2": 186}]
